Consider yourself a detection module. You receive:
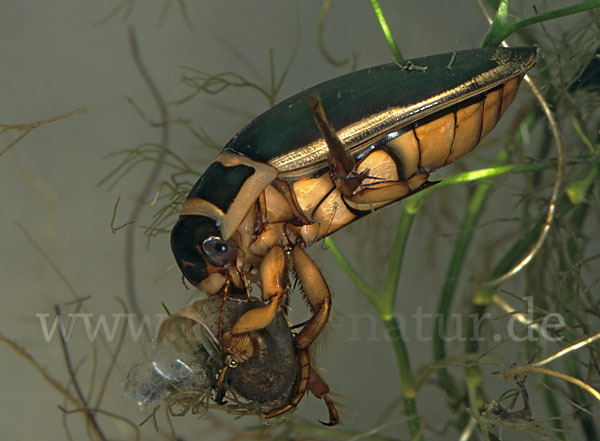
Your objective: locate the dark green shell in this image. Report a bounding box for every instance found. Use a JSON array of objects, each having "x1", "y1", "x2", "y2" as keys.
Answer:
[
  {"x1": 224, "y1": 47, "x2": 536, "y2": 163},
  {"x1": 188, "y1": 162, "x2": 255, "y2": 213}
]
